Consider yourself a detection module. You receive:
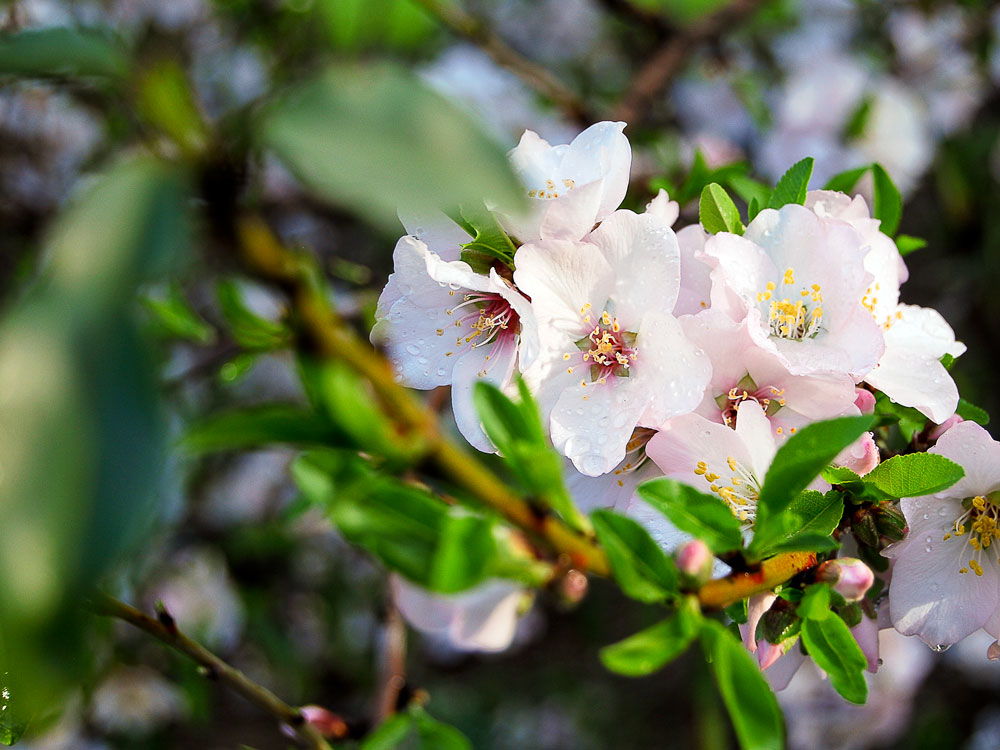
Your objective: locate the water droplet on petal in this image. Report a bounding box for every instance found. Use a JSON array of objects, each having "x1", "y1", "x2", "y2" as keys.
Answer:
[
  {"x1": 405, "y1": 344, "x2": 421, "y2": 356},
  {"x1": 931, "y1": 643, "x2": 951, "y2": 653}
]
